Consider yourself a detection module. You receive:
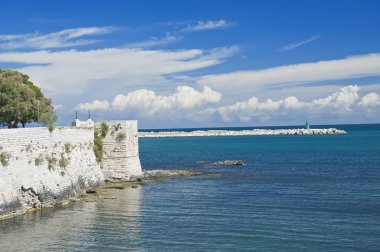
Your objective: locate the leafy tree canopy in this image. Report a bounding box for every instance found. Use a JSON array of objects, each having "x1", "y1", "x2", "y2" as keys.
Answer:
[{"x1": 0, "y1": 69, "x2": 57, "y2": 128}]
